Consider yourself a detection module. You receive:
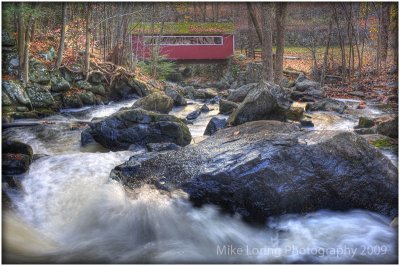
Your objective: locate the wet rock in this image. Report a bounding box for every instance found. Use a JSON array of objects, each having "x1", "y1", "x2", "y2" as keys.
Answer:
[
  {"x1": 300, "y1": 119, "x2": 314, "y2": 127},
  {"x1": 186, "y1": 109, "x2": 201, "y2": 120},
  {"x1": 62, "y1": 92, "x2": 83, "y2": 108},
  {"x1": 165, "y1": 87, "x2": 187, "y2": 106},
  {"x1": 377, "y1": 116, "x2": 398, "y2": 138},
  {"x1": 310, "y1": 99, "x2": 347, "y2": 114},
  {"x1": 200, "y1": 104, "x2": 210, "y2": 112},
  {"x1": 132, "y1": 92, "x2": 174, "y2": 114},
  {"x1": 290, "y1": 75, "x2": 325, "y2": 101},
  {"x1": 227, "y1": 83, "x2": 258, "y2": 103},
  {"x1": 85, "y1": 108, "x2": 191, "y2": 151},
  {"x1": 194, "y1": 88, "x2": 218, "y2": 100},
  {"x1": 25, "y1": 85, "x2": 55, "y2": 108},
  {"x1": 204, "y1": 117, "x2": 227, "y2": 136},
  {"x1": 2, "y1": 80, "x2": 31, "y2": 107},
  {"x1": 219, "y1": 99, "x2": 238, "y2": 114},
  {"x1": 2, "y1": 140, "x2": 33, "y2": 175},
  {"x1": 81, "y1": 128, "x2": 97, "y2": 146},
  {"x1": 111, "y1": 120, "x2": 398, "y2": 224},
  {"x1": 79, "y1": 91, "x2": 97, "y2": 105},
  {"x1": 110, "y1": 77, "x2": 150, "y2": 100},
  {"x1": 355, "y1": 115, "x2": 398, "y2": 138},
  {"x1": 356, "y1": 117, "x2": 375, "y2": 129},
  {"x1": 286, "y1": 106, "x2": 304, "y2": 121},
  {"x1": 228, "y1": 81, "x2": 290, "y2": 126},
  {"x1": 146, "y1": 142, "x2": 180, "y2": 152}
]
